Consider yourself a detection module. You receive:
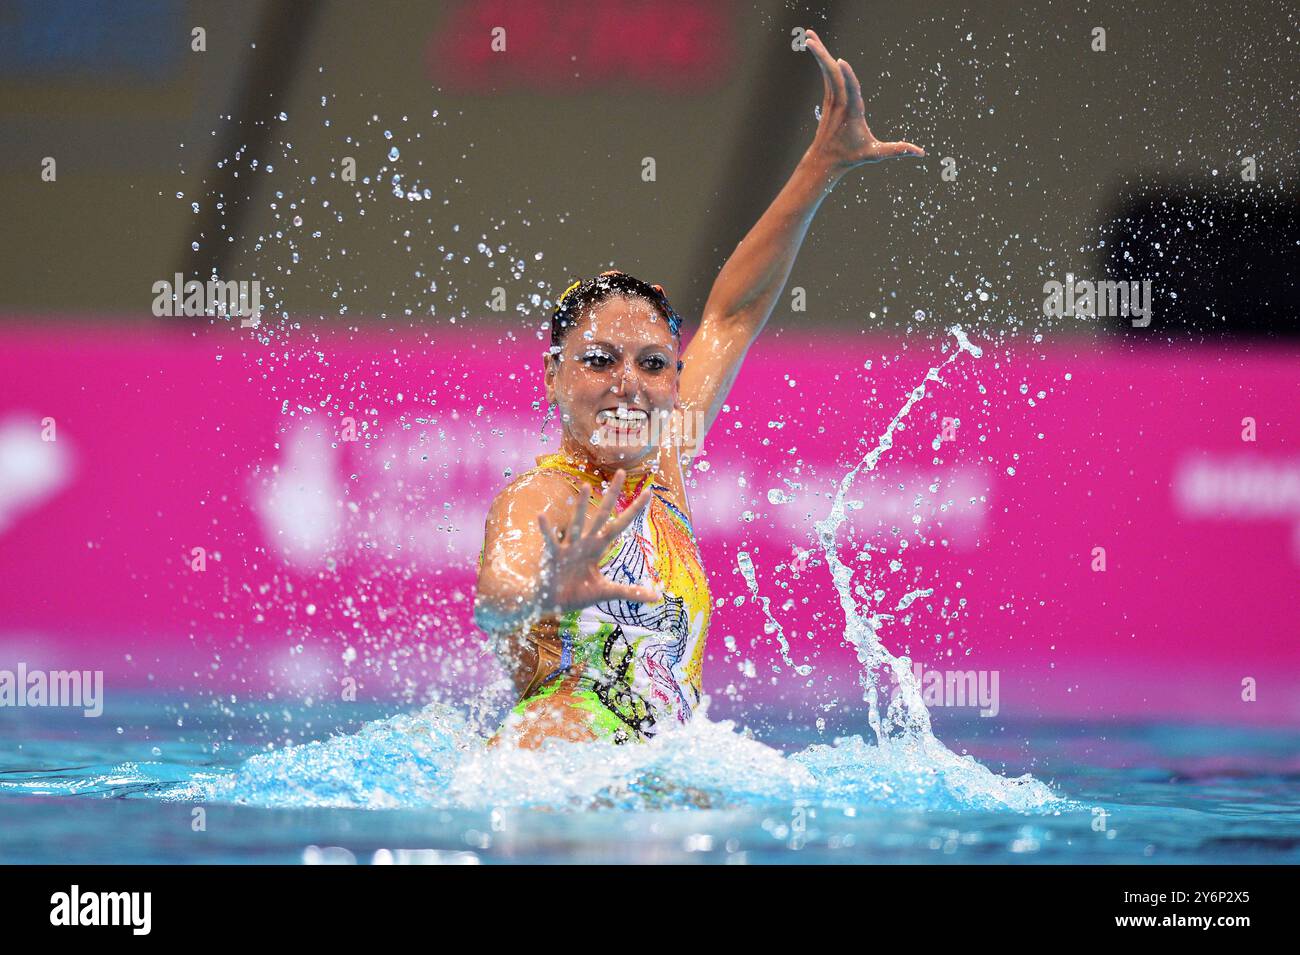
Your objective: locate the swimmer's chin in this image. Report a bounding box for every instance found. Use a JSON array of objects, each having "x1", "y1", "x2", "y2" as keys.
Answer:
[{"x1": 584, "y1": 434, "x2": 655, "y2": 462}]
